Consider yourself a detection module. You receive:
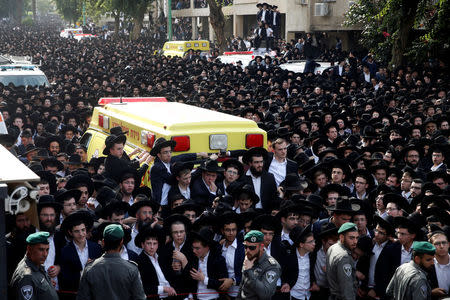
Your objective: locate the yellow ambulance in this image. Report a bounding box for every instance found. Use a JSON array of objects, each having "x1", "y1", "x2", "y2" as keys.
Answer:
[
  {"x1": 80, "y1": 97, "x2": 267, "y2": 185},
  {"x1": 162, "y1": 40, "x2": 210, "y2": 57}
]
